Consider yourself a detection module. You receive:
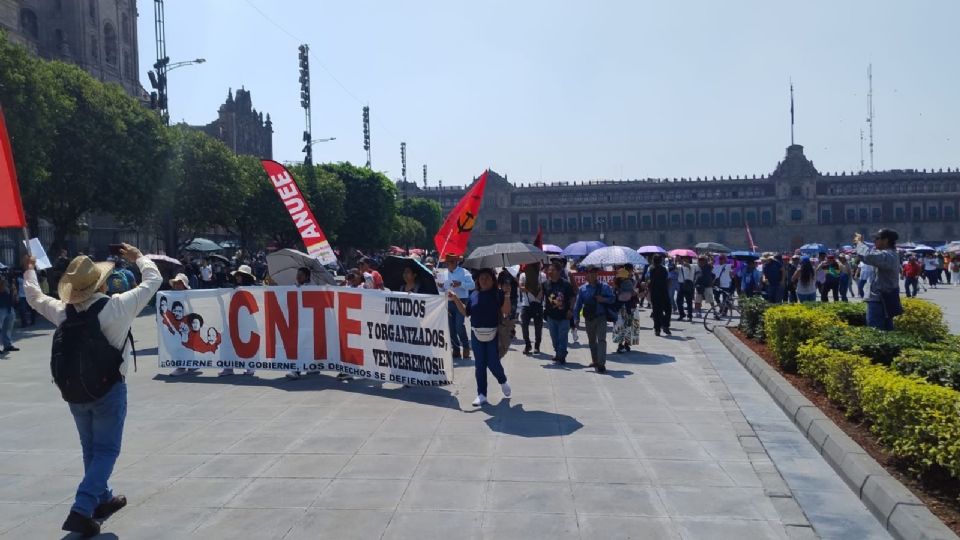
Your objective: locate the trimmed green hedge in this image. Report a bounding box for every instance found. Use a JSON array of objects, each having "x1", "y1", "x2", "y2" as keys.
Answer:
[
  {"x1": 763, "y1": 304, "x2": 839, "y2": 372},
  {"x1": 738, "y1": 296, "x2": 770, "y2": 341},
  {"x1": 797, "y1": 341, "x2": 871, "y2": 416},
  {"x1": 820, "y1": 326, "x2": 925, "y2": 365},
  {"x1": 897, "y1": 298, "x2": 949, "y2": 342},
  {"x1": 893, "y1": 347, "x2": 960, "y2": 391},
  {"x1": 813, "y1": 301, "x2": 866, "y2": 326}
]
